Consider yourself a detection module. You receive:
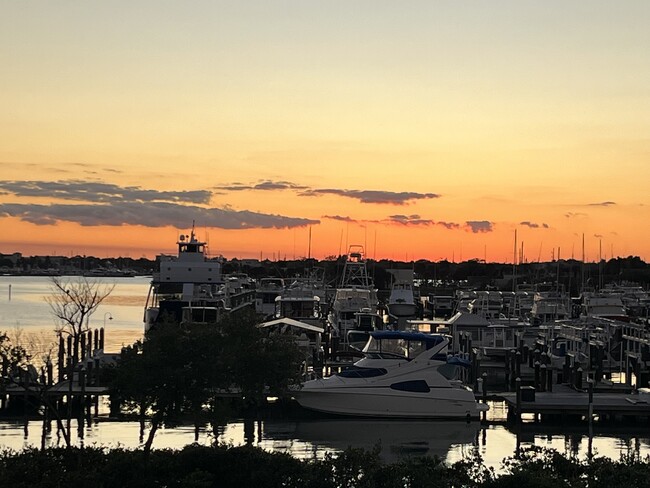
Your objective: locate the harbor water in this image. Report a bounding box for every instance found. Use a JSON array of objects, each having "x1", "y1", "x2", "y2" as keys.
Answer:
[{"x1": 0, "y1": 276, "x2": 649, "y2": 468}]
